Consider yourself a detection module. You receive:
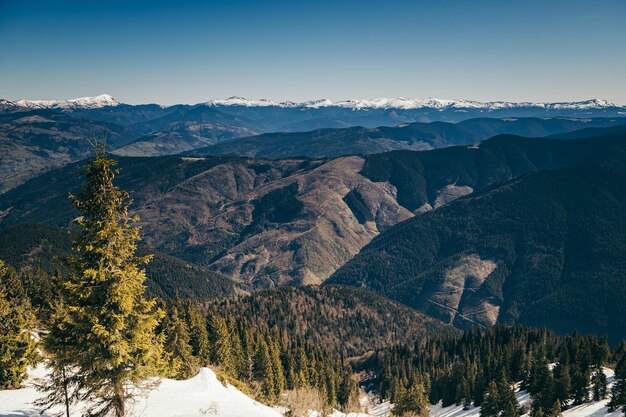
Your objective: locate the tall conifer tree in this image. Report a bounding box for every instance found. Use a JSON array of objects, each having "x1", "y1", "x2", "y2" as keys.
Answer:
[
  {"x1": 43, "y1": 146, "x2": 164, "y2": 417},
  {"x1": 0, "y1": 260, "x2": 37, "y2": 389},
  {"x1": 161, "y1": 303, "x2": 198, "y2": 379},
  {"x1": 609, "y1": 355, "x2": 626, "y2": 416}
]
